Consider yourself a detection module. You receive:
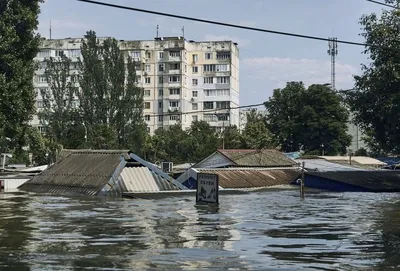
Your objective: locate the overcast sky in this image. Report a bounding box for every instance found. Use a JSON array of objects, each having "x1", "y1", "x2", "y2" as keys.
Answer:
[{"x1": 38, "y1": 0, "x2": 385, "y2": 106}]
